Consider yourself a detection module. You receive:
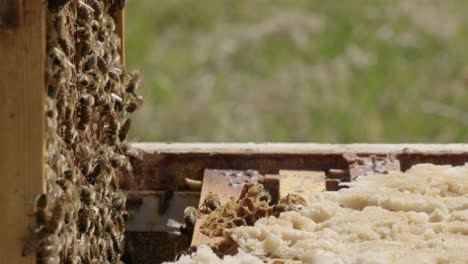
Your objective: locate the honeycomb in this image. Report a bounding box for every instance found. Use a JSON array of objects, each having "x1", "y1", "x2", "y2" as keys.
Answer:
[
  {"x1": 167, "y1": 164, "x2": 468, "y2": 263},
  {"x1": 22, "y1": 1, "x2": 140, "y2": 263},
  {"x1": 200, "y1": 184, "x2": 274, "y2": 237}
]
